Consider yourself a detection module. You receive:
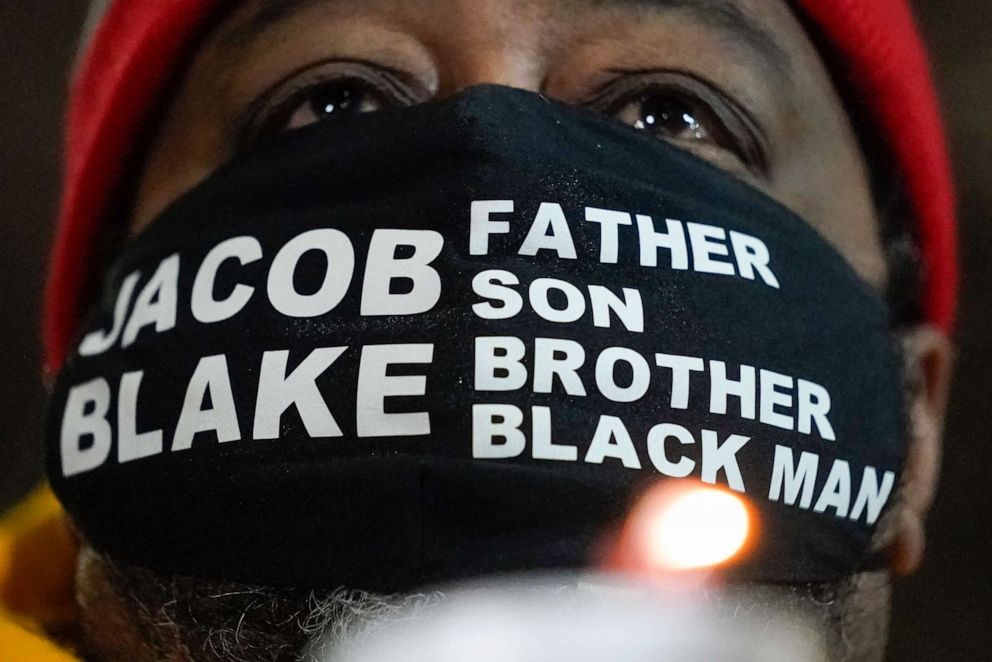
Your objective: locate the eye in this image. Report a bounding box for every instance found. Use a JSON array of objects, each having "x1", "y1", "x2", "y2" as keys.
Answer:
[
  {"x1": 284, "y1": 78, "x2": 384, "y2": 129},
  {"x1": 239, "y1": 60, "x2": 427, "y2": 149},
  {"x1": 589, "y1": 71, "x2": 768, "y2": 175},
  {"x1": 622, "y1": 93, "x2": 709, "y2": 141}
]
